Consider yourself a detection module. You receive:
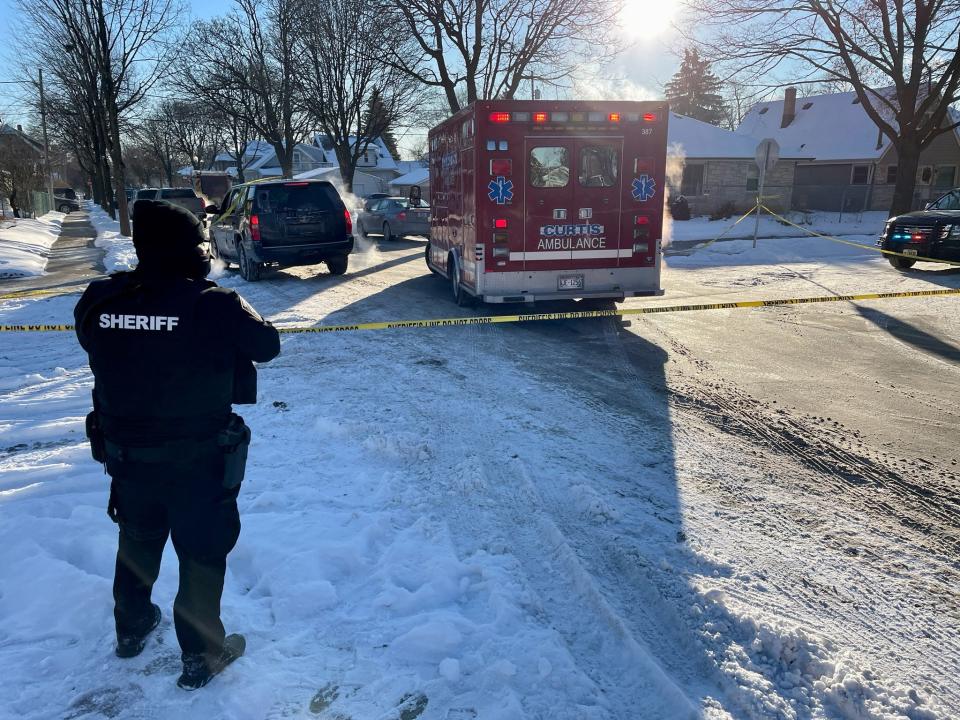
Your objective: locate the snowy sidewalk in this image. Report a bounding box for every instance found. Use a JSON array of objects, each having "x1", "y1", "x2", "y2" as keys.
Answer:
[{"x1": 0, "y1": 211, "x2": 105, "y2": 298}]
